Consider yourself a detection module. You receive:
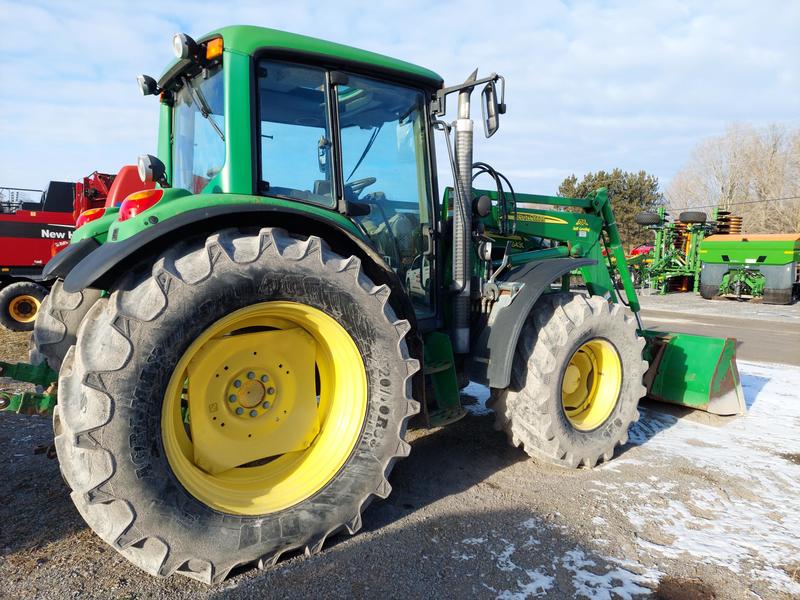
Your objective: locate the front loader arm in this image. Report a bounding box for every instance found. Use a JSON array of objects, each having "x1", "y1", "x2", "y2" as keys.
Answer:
[{"x1": 477, "y1": 187, "x2": 639, "y2": 311}]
